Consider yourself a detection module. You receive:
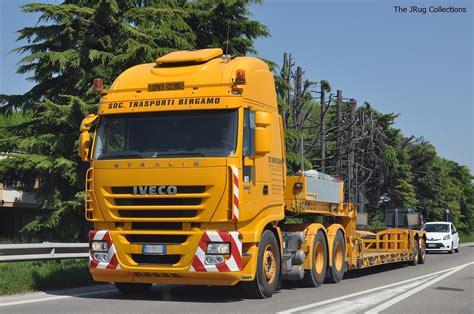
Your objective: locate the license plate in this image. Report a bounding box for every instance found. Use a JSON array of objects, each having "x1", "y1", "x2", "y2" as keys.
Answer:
[
  {"x1": 143, "y1": 244, "x2": 166, "y2": 255},
  {"x1": 427, "y1": 244, "x2": 436, "y2": 248}
]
